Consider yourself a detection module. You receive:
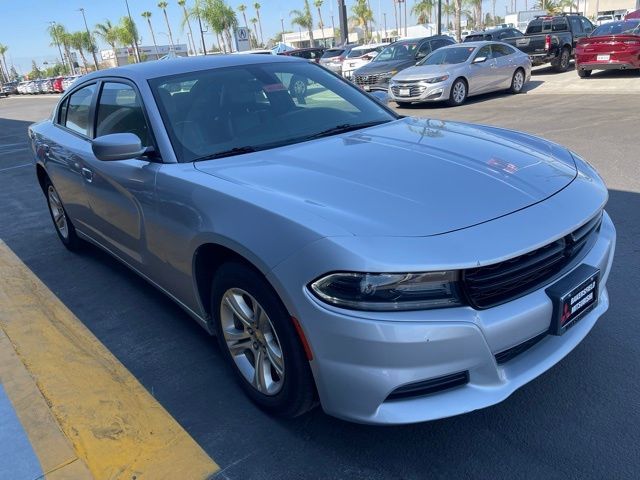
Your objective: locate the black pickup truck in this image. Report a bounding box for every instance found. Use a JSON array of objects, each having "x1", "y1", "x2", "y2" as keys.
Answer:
[{"x1": 504, "y1": 14, "x2": 595, "y2": 72}]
